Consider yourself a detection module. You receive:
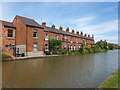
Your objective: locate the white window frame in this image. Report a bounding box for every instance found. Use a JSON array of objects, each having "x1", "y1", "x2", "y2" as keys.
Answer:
[
  {"x1": 55, "y1": 35, "x2": 59, "y2": 40},
  {"x1": 70, "y1": 38, "x2": 73, "y2": 43},
  {"x1": 45, "y1": 33, "x2": 49, "y2": 41},
  {"x1": 33, "y1": 43, "x2": 38, "y2": 51},
  {"x1": 33, "y1": 30, "x2": 38, "y2": 38},
  {"x1": 45, "y1": 44, "x2": 49, "y2": 51},
  {"x1": 76, "y1": 39, "x2": 78, "y2": 43}
]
